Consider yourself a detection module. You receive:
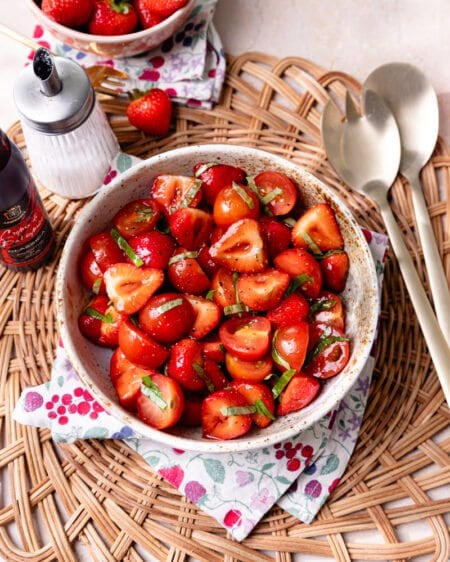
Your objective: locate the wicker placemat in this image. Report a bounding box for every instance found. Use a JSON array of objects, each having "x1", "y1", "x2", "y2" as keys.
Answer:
[{"x1": 2, "y1": 53, "x2": 449, "y2": 561}]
